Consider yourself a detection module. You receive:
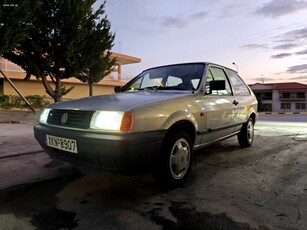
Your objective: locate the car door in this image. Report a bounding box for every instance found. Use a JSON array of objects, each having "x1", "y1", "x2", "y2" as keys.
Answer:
[
  {"x1": 200, "y1": 66, "x2": 237, "y2": 143},
  {"x1": 225, "y1": 69, "x2": 253, "y2": 132}
]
